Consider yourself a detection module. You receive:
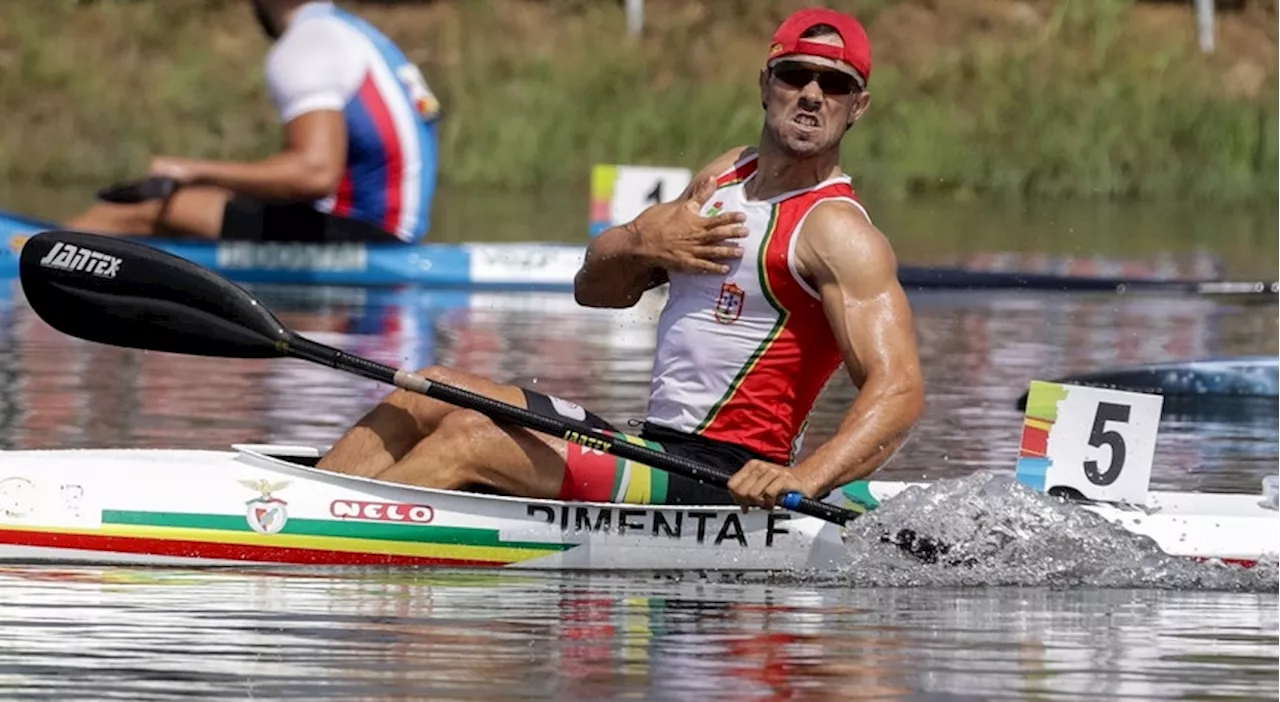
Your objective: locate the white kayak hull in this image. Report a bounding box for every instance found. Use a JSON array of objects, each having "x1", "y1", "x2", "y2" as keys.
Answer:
[{"x1": 0, "y1": 444, "x2": 1273, "y2": 570}]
